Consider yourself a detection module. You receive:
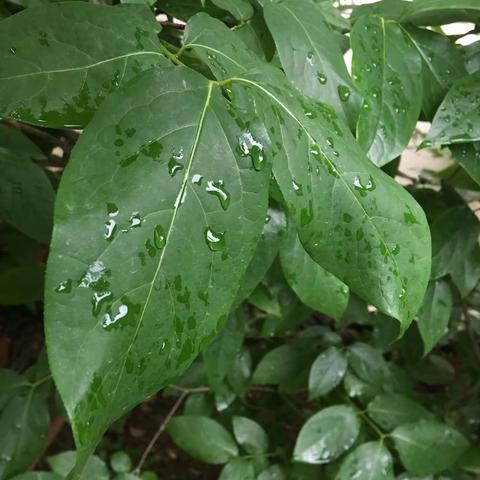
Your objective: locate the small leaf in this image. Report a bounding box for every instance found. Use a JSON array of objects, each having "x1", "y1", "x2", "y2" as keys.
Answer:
[
  {"x1": 366, "y1": 393, "x2": 434, "y2": 431},
  {"x1": 0, "y1": 392, "x2": 49, "y2": 479},
  {"x1": 431, "y1": 205, "x2": 480, "y2": 297},
  {"x1": 47, "y1": 452, "x2": 109, "y2": 480},
  {"x1": 335, "y1": 441, "x2": 394, "y2": 480},
  {"x1": 232, "y1": 416, "x2": 269, "y2": 454},
  {"x1": 293, "y1": 405, "x2": 360, "y2": 464},
  {"x1": 203, "y1": 312, "x2": 245, "y2": 389},
  {"x1": 424, "y1": 71, "x2": 480, "y2": 147},
  {"x1": 263, "y1": 0, "x2": 359, "y2": 127},
  {"x1": 347, "y1": 342, "x2": 391, "y2": 386},
  {"x1": 219, "y1": 457, "x2": 255, "y2": 480},
  {"x1": 280, "y1": 219, "x2": 348, "y2": 320},
  {"x1": 417, "y1": 279, "x2": 452, "y2": 354},
  {"x1": 308, "y1": 346, "x2": 347, "y2": 399},
  {"x1": 0, "y1": 3, "x2": 168, "y2": 127},
  {"x1": 351, "y1": 15, "x2": 422, "y2": 166},
  {"x1": 110, "y1": 452, "x2": 132, "y2": 474},
  {"x1": 166, "y1": 415, "x2": 238, "y2": 464},
  {"x1": 392, "y1": 419, "x2": 469, "y2": 476},
  {"x1": 211, "y1": 0, "x2": 253, "y2": 21}
]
